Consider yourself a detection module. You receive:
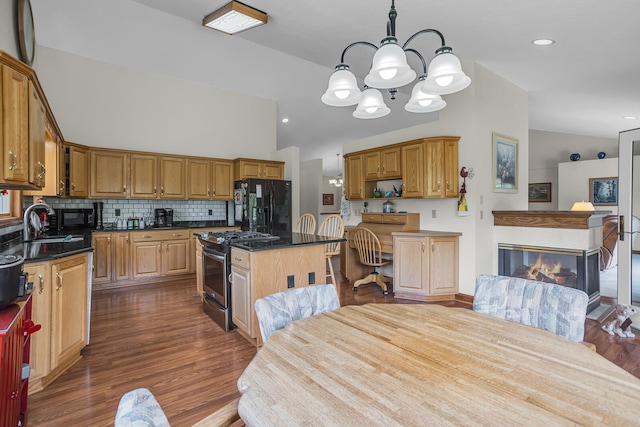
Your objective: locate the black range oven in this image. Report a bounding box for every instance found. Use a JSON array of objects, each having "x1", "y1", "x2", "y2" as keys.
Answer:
[{"x1": 199, "y1": 231, "x2": 277, "y2": 332}]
